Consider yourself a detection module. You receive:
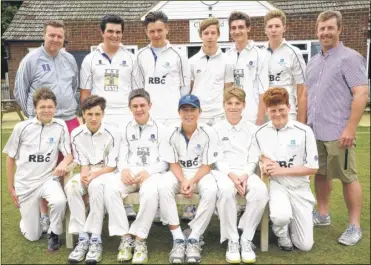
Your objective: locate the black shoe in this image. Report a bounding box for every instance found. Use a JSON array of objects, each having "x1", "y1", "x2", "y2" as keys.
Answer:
[{"x1": 48, "y1": 232, "x2": 61, "y2": 252}]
